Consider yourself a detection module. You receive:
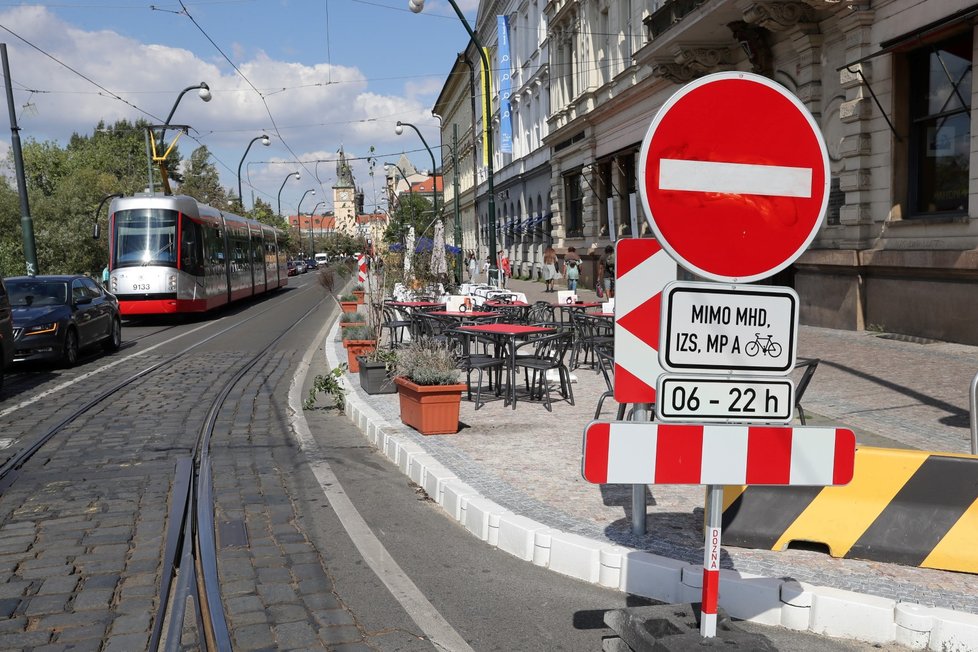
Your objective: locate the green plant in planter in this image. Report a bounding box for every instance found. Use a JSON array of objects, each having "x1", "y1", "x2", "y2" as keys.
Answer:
[
  {"x1": 304, "y1": 363, "x2": 348, "y2": 410},
  {"x1": 352, "y1": 283, "x2": 365, "y2": 292},
  {"x1": 361, "y1": 347, "x2": 398, "y2": 368},
  {"x1": 395, "y1": 338, "x2": 461, "y2": 385},
  {"x1": 340, "y1": 311, "x2": 366, "y2": 323},
  {"x1": 339, "y1": 293, "x2": 358, "y2": 302}
]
